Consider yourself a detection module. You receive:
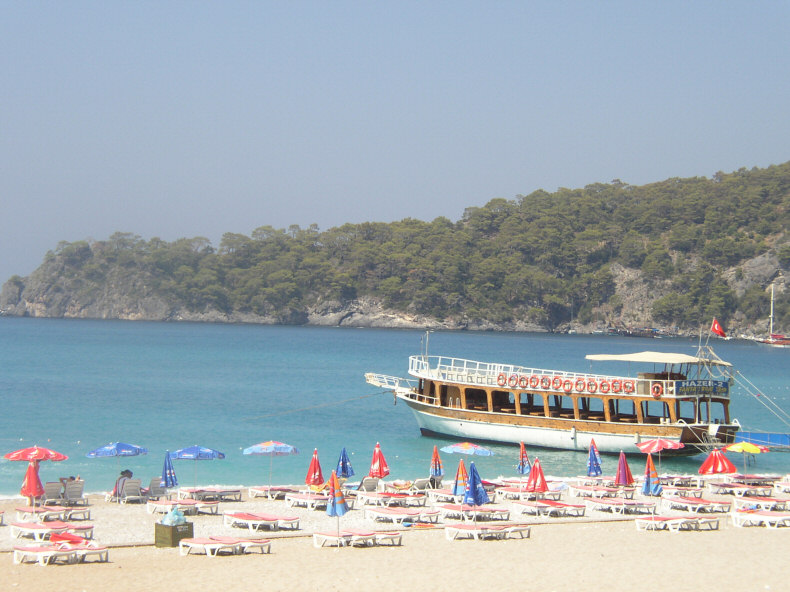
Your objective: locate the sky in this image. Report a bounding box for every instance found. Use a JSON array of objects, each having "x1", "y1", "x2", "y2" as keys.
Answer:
[{"x1": 2, "y1": 2, "x2": 789, "y2": 283}]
